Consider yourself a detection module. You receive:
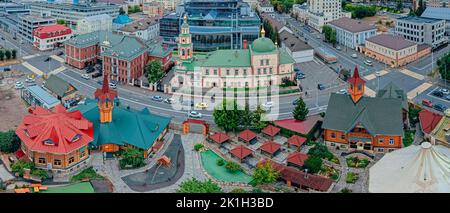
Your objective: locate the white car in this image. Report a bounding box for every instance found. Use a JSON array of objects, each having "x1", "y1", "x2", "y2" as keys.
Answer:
[
  {"x1": 440, "y1": 88, "x2": 450, "y2": 95},
  {"x1": 336, "y1": 89, "x2": 347, "y2": 94},
  {"x1": 351, "y1": 54, "x2": 358, "y2": 58},
  {"x1": 15, "y1": 81, "x2": 24, "y2": 89},
  {"x1": 336, "y1": 46, "x2": 342, "y2": 50},
  {"x1": 262, "y1": 102, "x2": 274, "y2": 110},
  {"x1": 25, "y1": 75, "x2": 35, "y2": 83},
  {"x1": 188, "y1": 111, "x2": 202, "y2": 118},
  {"x1": 81, "y1": 74, "x2": 90, "y2": 80},
  {"x1": 364, "y1": 60, "x2": 373, "y2": 66}
]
